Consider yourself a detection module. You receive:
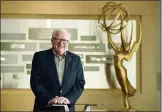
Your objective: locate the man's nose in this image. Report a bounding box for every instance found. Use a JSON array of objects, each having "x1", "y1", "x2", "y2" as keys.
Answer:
[{"x1": 58, "y1": 40, "x2": 64, "y2": 45}]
